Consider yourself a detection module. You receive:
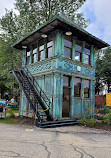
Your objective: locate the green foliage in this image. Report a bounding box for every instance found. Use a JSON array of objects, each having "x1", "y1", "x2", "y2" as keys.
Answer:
[
  {"x1": 0, "y1": 118, "x2": 17, "y2": 124},
  {"x1": 88, "y1": 118, "x2": 95, "y2": 126},
  {"x1": 0, "y1": 0, "x2": 88, "y2": 97},
  {"x1": 79, "y1": 116, "x2": 89, "y2": 125},
  {"x1": 96, "y1": 47, "x2": 111, "y2": 94},
  {"x1": 104, "y1": 110, "x2": 111, "y2": 125},
  {"x1": 79, "y1": 116, "x2": 96, "y2": 126},
  {"x1": 6, "y1": 109, "x2": 15, "y2": 118}
]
